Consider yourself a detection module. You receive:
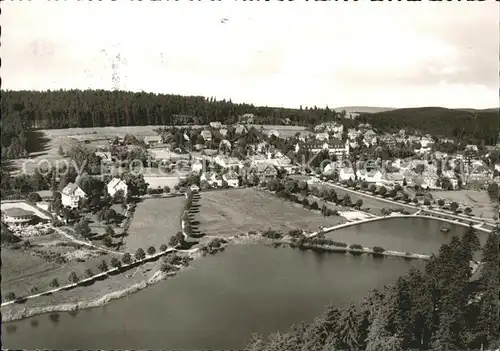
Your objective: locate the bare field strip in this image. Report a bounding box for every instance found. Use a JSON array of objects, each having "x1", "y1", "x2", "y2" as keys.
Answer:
[
  {"x1": 196, "y1": 188, "x2": 345, "y2": 237},
  {"x1": 1, "y1": 246, "x2": 115, "y2": 298},
  {"x1": 125, "y1": 197, "x2": 185, "y2": 252}
]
